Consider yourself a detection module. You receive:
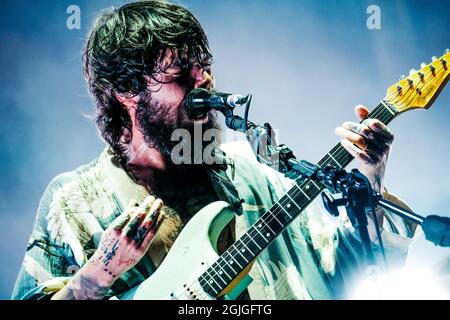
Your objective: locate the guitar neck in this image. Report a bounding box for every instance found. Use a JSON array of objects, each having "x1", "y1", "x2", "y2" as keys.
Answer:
[{"x1": 198, "y1": 100, "x2": 398, "y2": 297}]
